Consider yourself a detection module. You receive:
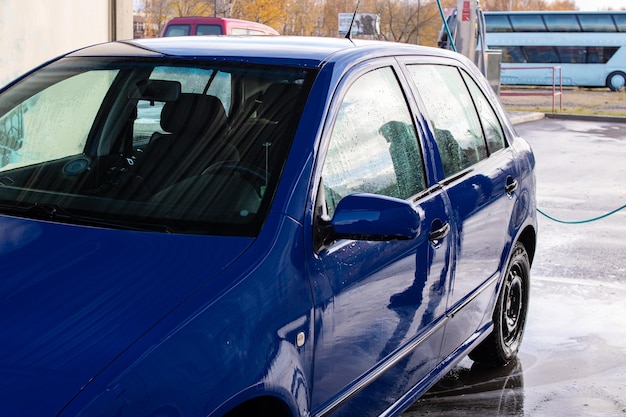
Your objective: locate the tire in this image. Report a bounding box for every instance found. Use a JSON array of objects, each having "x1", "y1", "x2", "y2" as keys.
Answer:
[
  {"x1": 469, "y1": 242, "x2": 530, "y2": 367},
  {"x1": 606, "y1": 71, "x2": 626, "y2": 92}
]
